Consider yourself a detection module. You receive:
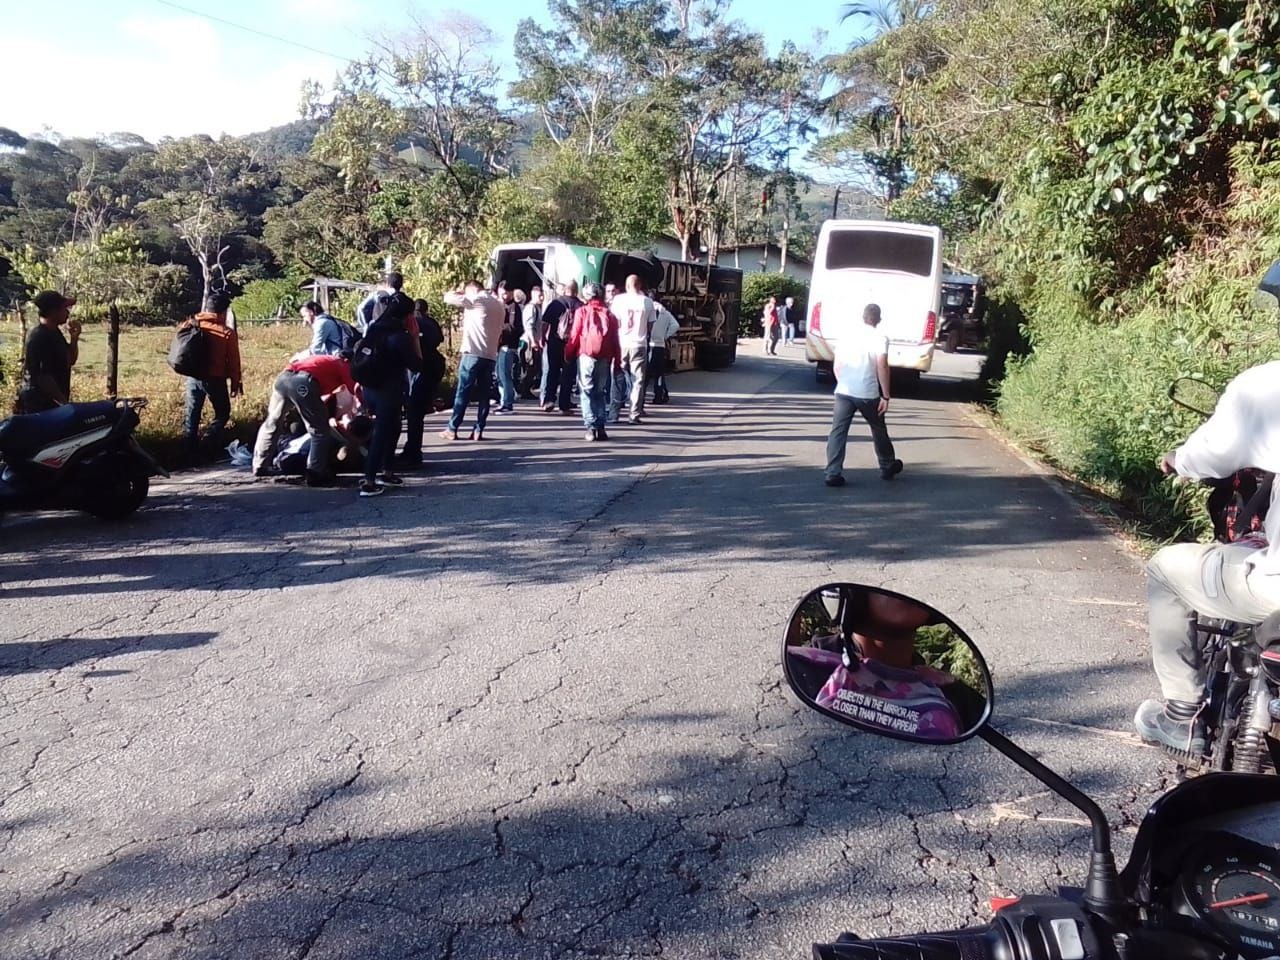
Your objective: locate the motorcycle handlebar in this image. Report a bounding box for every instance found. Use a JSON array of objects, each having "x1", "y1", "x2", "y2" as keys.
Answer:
[{"x1": 813, "y1": 927, "x2": 1008, "y2": 960}]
